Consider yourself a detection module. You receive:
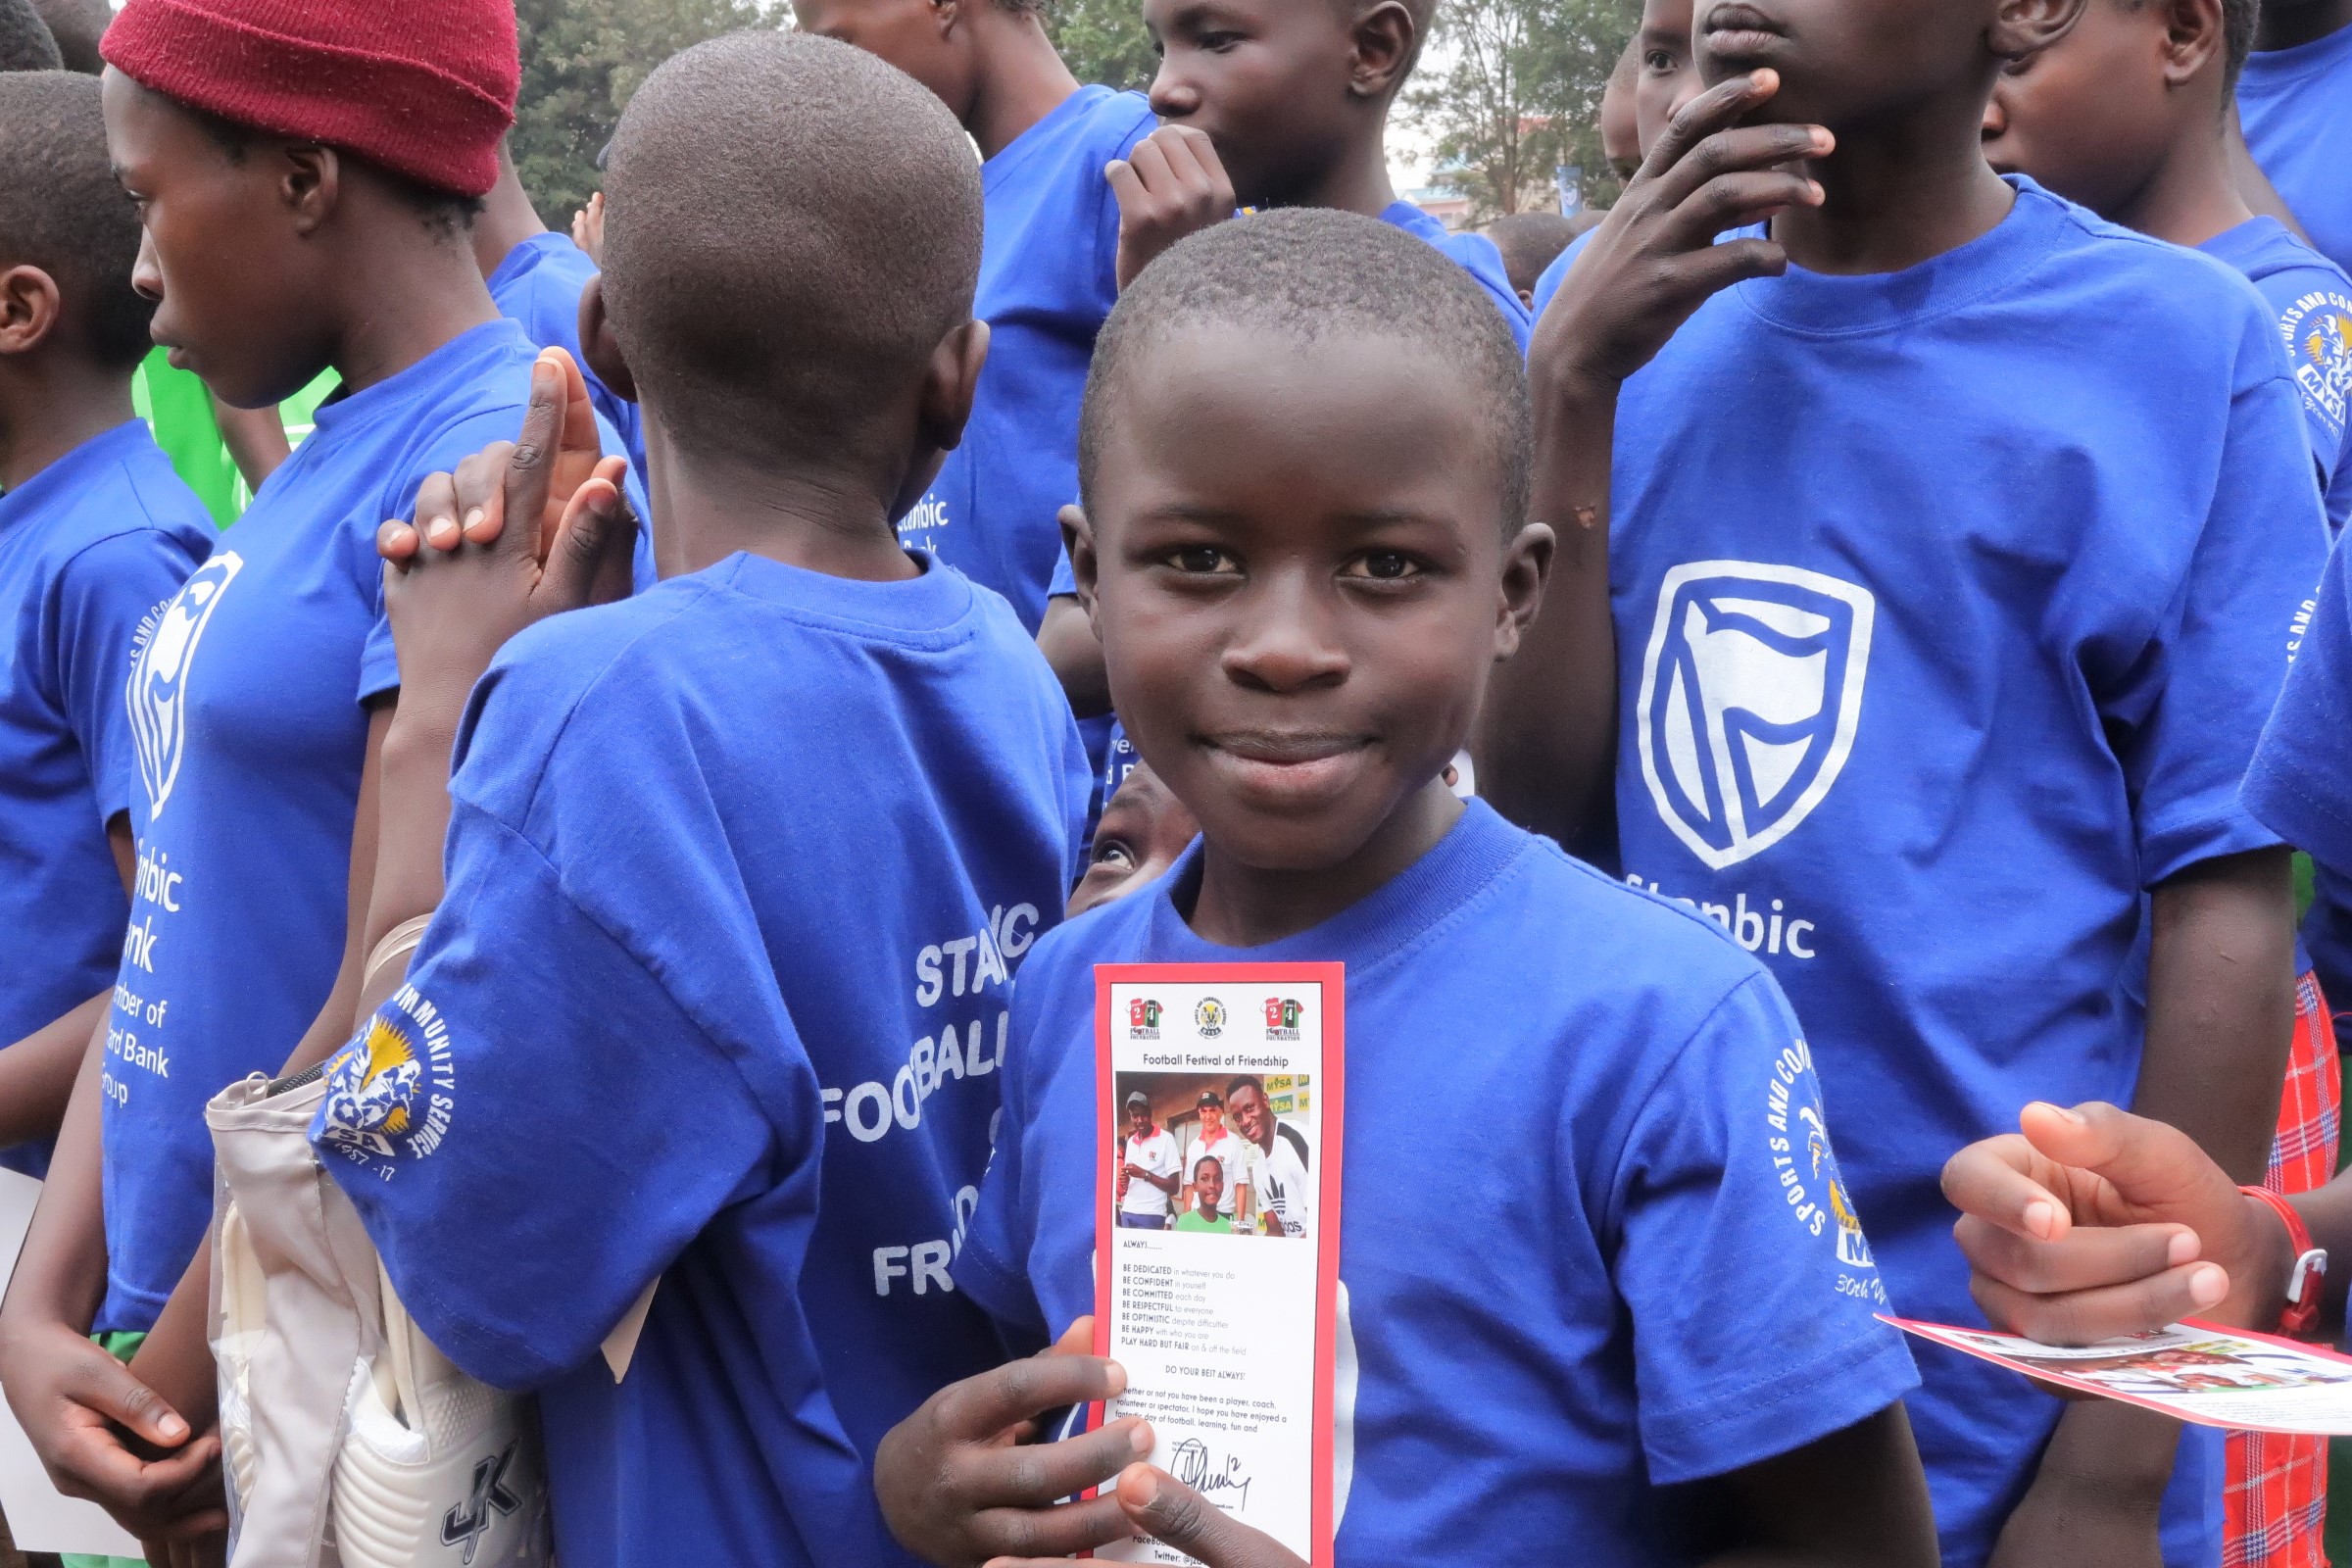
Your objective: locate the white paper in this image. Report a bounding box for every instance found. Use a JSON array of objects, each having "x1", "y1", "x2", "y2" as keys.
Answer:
[
  {"x1": 1101, "y1": 980, "x2": 1329, "y2": 1564},
  {"x1": 0, "y1": 1166, "x2": 146, "y2": 1556},
  {"x1": 1890, "y1": 1315, "x2": 2352, "y2": 1436}
]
